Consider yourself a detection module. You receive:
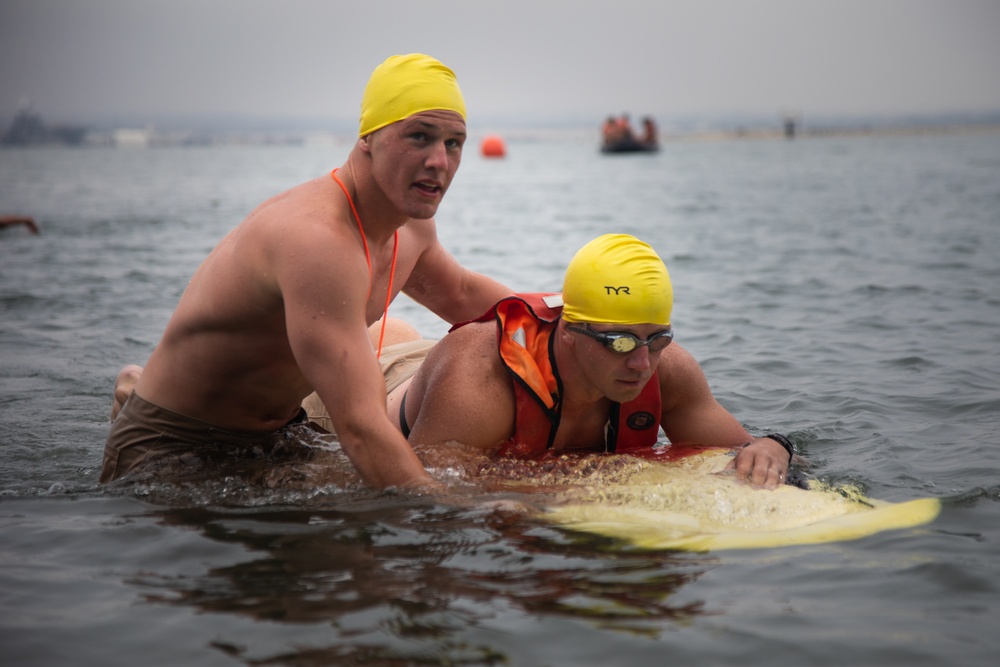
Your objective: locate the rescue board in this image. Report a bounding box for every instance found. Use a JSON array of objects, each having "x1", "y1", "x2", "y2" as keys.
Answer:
[{"x1": 539, "y1": 448, "x2": 940, "y2": 552}]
